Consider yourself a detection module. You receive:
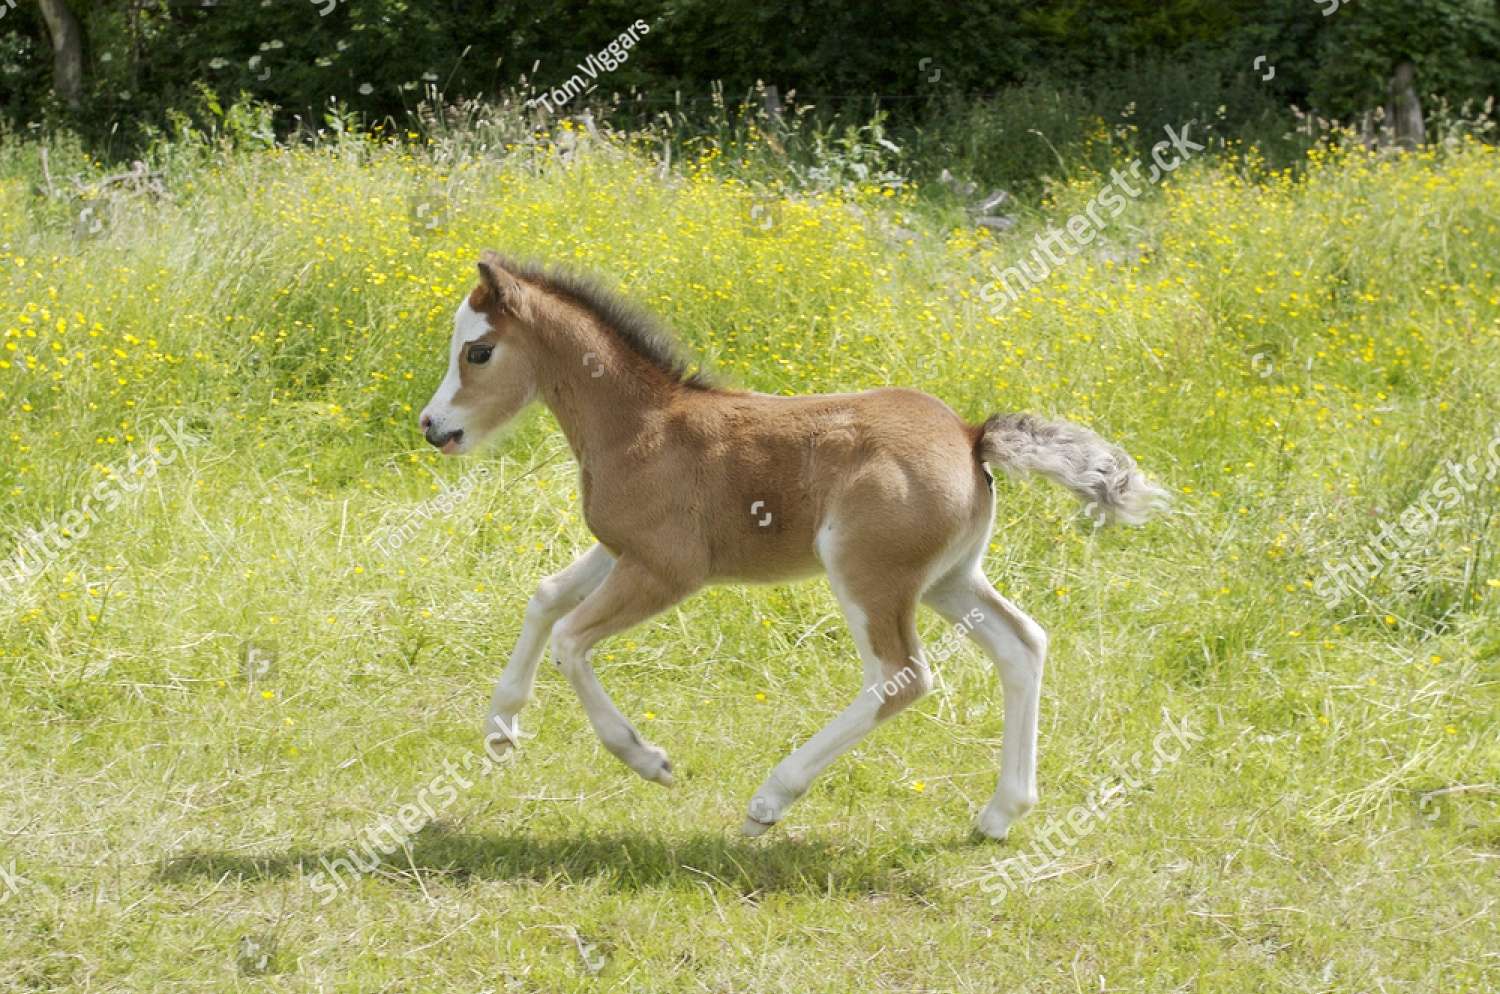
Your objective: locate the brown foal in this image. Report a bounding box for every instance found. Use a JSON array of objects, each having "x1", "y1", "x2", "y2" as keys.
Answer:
[{"x1": 418, "y1": 253, "x2": 1167, "y2": 840}]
